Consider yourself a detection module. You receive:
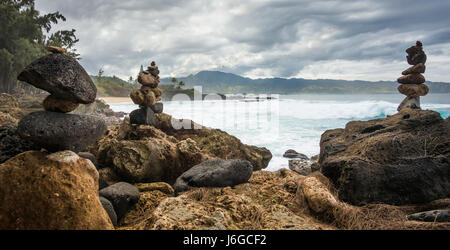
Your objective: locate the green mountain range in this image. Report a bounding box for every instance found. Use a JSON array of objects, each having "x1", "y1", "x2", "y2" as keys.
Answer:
[{"x1": 161, "y1": 71, "x2": 450, "y2": 94}]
